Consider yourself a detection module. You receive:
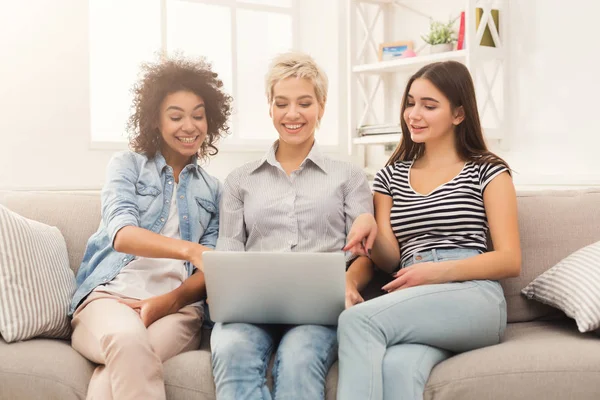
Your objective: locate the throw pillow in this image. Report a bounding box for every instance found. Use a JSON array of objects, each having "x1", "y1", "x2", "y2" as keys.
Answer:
[
  {"x1": 0, "y1": 204, "x2": 75, "y2": 342},
  {"x1": 521, "y1": 240, "x2": 600, "y2": 333}
]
